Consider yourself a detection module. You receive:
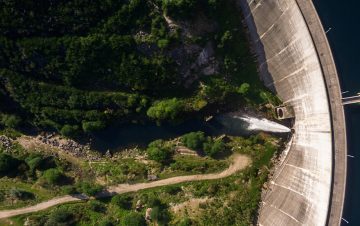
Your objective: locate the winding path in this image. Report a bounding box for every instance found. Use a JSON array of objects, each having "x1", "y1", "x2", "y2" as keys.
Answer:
[{"x1": 0, "y1": 154, "x2": 250, "y2": 219}]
